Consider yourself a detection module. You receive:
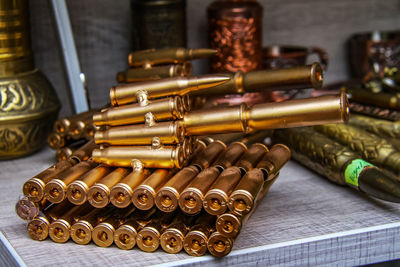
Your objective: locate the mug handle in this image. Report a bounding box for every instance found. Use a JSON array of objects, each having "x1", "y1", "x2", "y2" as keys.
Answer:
[{"x1": 308, "y1": 47, "x2": 329, "y2": 70}]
